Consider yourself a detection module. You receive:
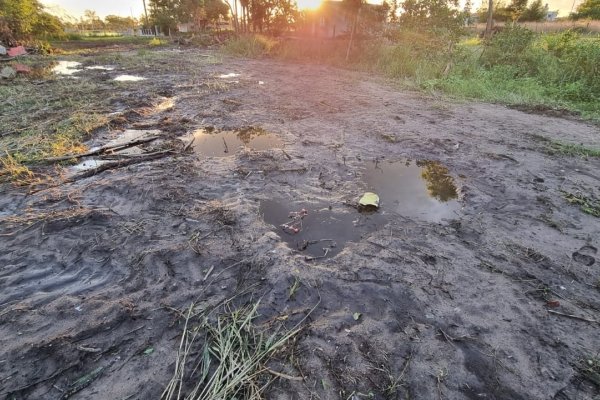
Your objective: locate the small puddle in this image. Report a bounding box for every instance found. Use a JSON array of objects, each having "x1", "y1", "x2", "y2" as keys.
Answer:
[
  {"x1": 362, "y1": 159, "x2": 460, "y2": 222},
  {"x1": 52, "y1": 61, "x2": 82, "y2": 75},
  {"x1": 85, "y1": 66, "x2": 115, "y2": 71},
  {"x1": 188, "y1": 127, "x2": 282, "y2": 157},
  {"x1": 218, "y1": 73, "x2": 240, "y2": 78},
  {"x1": 114, "y1": 75, "x2": 146, "y2": 82},
  {"x1": 260, "y1": 200, "x2": 386, "y2": 259},
  {"x1": 70, "y1": 130, "x2": 161, "y2": 171},
  {"x1": 71, "y1": 159, "x2": 109, "y2": 171}
]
